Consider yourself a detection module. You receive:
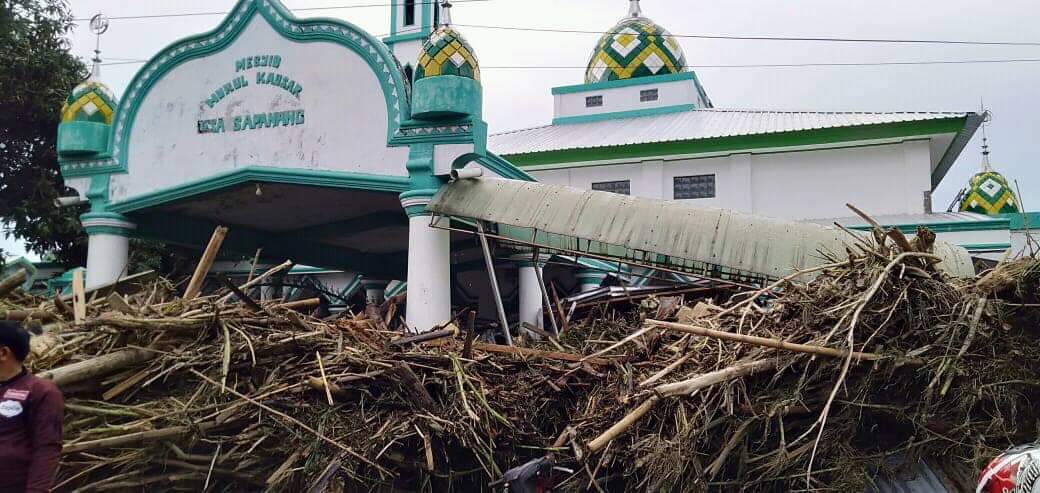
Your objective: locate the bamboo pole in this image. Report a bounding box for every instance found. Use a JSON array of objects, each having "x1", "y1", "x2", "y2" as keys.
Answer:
[
  {"x1": 587, "y1": 359, "x2": 774, "y2": 453},
  {"x1": 184, "y1": 226, "x2": 229, "y2": 300},
  {"x1": 646, "y1": 320, "x2": 924, "y2": 367},
  {"x1": 39, "y1": 348, "x2": 154, "y2": 388}
]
